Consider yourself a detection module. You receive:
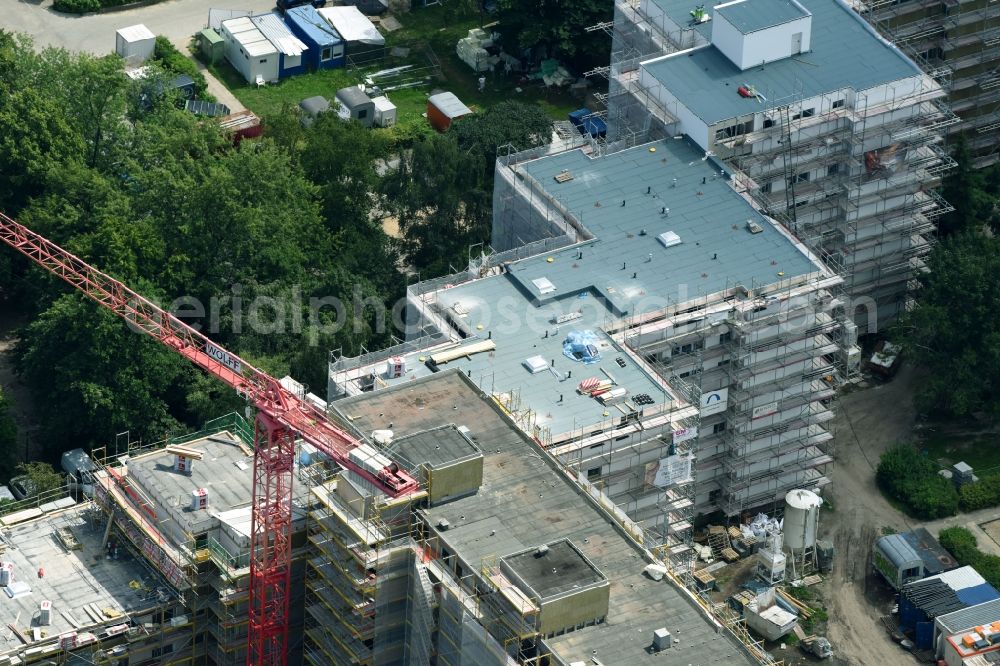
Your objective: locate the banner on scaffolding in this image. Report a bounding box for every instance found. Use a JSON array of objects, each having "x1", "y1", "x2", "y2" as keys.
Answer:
[
  {"x1": 648, "y1": 454, "x2": 693, "y2": 488},
  {"x1": 864, "y1": 144, "x2": 907, "y2": 178},
  {"x1": 672, "y1": 426, "x2": 698, "y2": 445},
  {"x1": 700, "y1": 388, "x2": 729, "y2": 416},
  {"x1": 751, "y1": 401, "x2": 779, "y2": 419}
]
